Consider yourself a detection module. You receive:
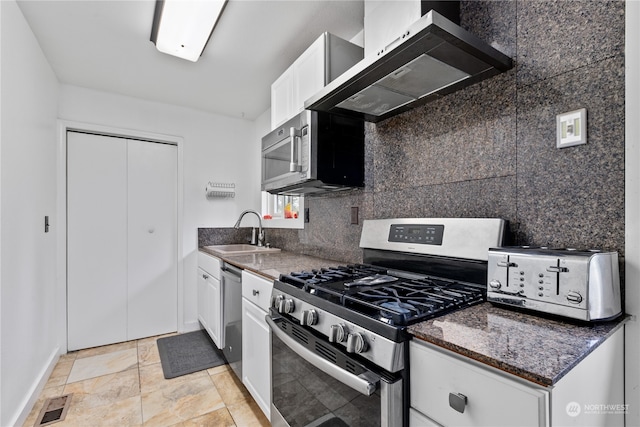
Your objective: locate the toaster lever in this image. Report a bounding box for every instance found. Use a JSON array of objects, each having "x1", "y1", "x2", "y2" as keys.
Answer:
[
  {"x1": 497, "y1": 261, "x2": 517, "y2": 268},
  {"x1": 546, "y1": 266, "x2": 569, "y2": 273}
]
